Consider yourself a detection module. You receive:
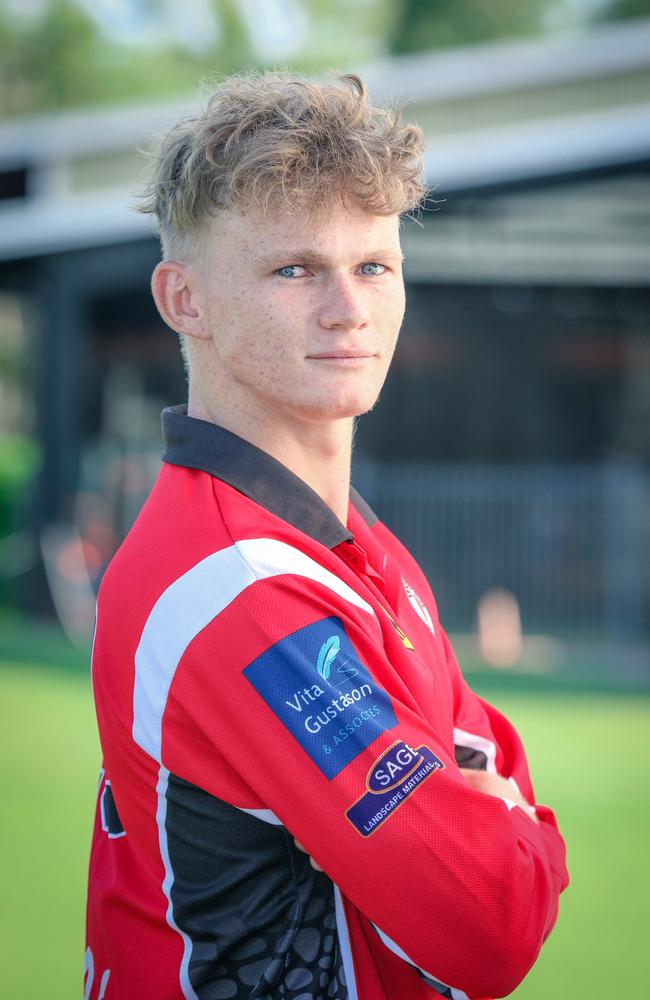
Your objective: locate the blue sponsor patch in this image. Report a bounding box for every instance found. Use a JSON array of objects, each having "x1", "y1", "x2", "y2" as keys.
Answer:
[
  {"x1": 346, "y1": 741, "x2": 445, "y2": 836},
  {"x1": 243, "y1": 616, "x2": 397, "y2": 780}
]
